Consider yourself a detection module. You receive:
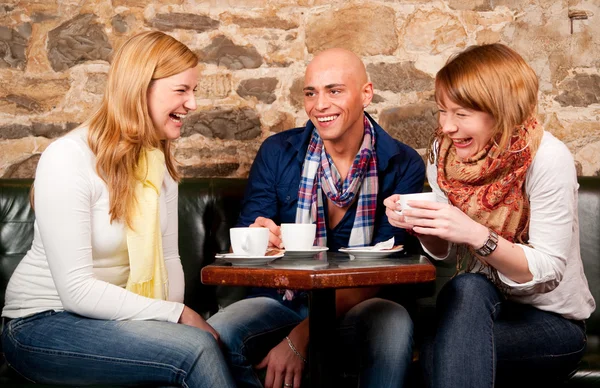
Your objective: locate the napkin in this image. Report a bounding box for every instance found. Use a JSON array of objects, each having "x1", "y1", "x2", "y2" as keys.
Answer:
[{"x1": 345, "y1": 237, "x2": 395, "y2": 251}]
